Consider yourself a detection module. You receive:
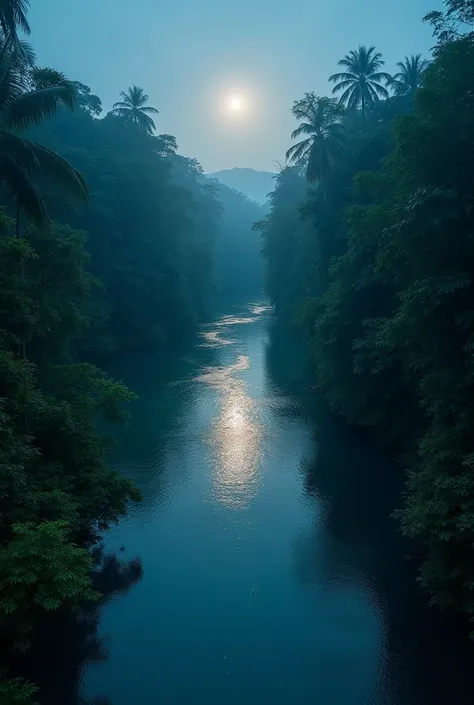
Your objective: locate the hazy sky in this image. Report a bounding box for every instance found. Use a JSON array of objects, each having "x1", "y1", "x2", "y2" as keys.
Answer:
[{"x1": 31, "y1": 0, "x2": 439, "y2": 173}]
